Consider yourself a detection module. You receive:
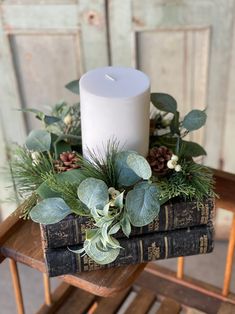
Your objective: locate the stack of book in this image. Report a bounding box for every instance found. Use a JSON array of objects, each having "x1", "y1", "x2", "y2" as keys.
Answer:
[{"x1": 40, "y1": 197, "x2": 215, "y2": 277}]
